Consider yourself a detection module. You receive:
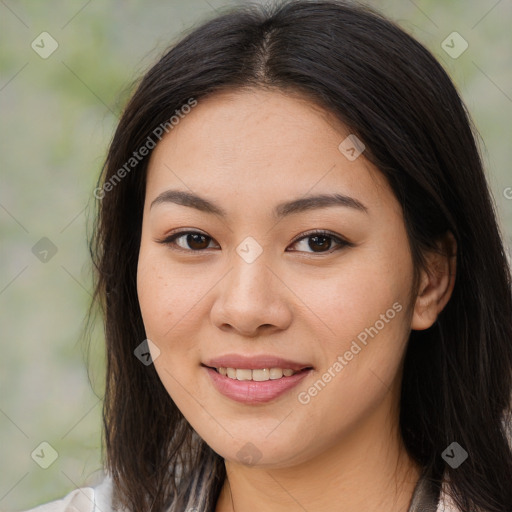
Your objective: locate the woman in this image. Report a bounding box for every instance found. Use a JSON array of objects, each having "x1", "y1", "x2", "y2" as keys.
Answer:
[{"x1": 24, "y1": 1, "x2": 512, "y2": 511}]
